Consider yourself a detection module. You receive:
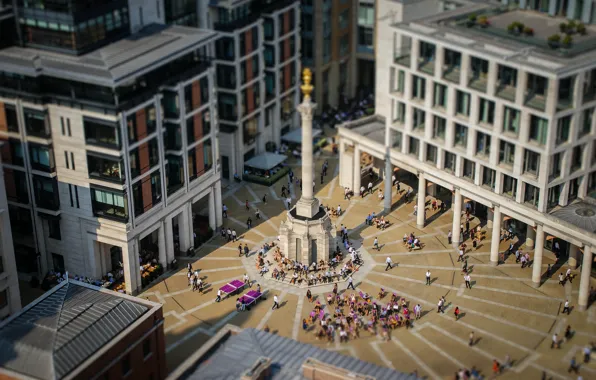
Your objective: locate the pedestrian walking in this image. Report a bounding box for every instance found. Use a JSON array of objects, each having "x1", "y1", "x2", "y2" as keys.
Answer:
[
  {"x1": 347, "y1": 275, "x2": 355, "y2": 290},
  {"x1": 368, "y1": 181, "x2": 373, "y2": 195},
  {"x1": 320, "y1": 172, "x2": 324, "y2": 184},
  {"x1": 232, "y1": 229, "x2": 237, "y2": 242},
  {"x1": 374, "y1": 237, "x2": 380, "y2": 251},
  {"x1": 464, "y1": 273, "x2": 472, "y2": 289},
  {"x1": 243, "y1": 244, "x2": 249, "y2": 257},
  {"x1": 216, "y1": 289, "x2": 222, "y2": 302},
  {"x1": 245, "y1": 200, "x2": 250, "y2": 211},
  {"x1": 469, "y1": 331, "x2": 475, "y2": 346},
  {"x1": 415, "y1": 304, "x2": 421, "y2": 320},
  {"x1": 255, "y1": 209, "x2": 261, "y2": 220},
  {"x1": 263, "y1": 194, "x2": 267, "y2": 204},
  {"x1": 458, "y1": 247, "x2": 464, "y2": 262},
  {"x1": 565, "y1": 268, "x2": 573, "y2": 283},
  {"x1": 547, "y1": 264, "x2": 552, "y2": 277},
  {"x1": 222, "y1": 204, "x2": 228, "y2": 218},
  {"x1": 568, "y1": 357, "x2": 579, "y2": 373},
  {"x1": 286, "y1": 197, "x2": 291, "y2": 209},
  {"x1": 272, "y1": 295, "x2": 280, "y2": 310},
  {"x1": 454, "y1": 306, "x2": 460, "y2": 321},
  {"x1": 238, "y1": 244, "x2": 243, "y2": 256},
  {"x1": 551, "y1": 333, "x2": 559, "y2": 349},
  {"x1": 425, "y1": 270, "x2": 431, "y2": 285},
  {"x1": 247, "y1": 217, "x2": 253, "y2": 229},
  {"x1": 281, "y1": 186, "x2": 287, "y2": 199},
  {"x1": 447, "y1": 230, "x2": 452, "y2": 245},
  {"x1": 385, "y1": 257, "x2": 393, "y2": 271},
  {"x1": 437, "y1": 298, "x2": 445, "y2": 313},
  {"x1": 559, "y1": 272, "x2": 565, "y2": 286},
  {"x1": 462, "y1": 259, "x2": 468, "y2": 273},
  {"x1": 583, "y1": 346, "x2": 591, "y2": 363},
  {"x1": 563, "y1": 299, "x2": 571, "y2": 315}
]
